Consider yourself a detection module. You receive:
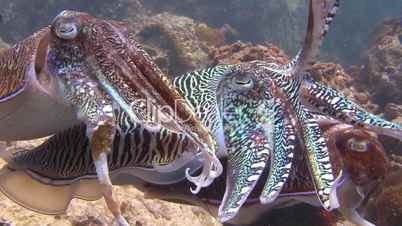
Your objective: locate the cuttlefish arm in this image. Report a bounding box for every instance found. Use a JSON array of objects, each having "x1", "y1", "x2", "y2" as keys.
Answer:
[
  {"x1": 275, "y1": 0, "x2": 341, "y2": 210},
  {"x1": 260, "y1": 102, "x2": 296, "y2": 204},
  {"x1": 303, "y1": 79, "x2": 402, "y2": 141},
  {"x1": 49, "y1": 11, "x2": 221, "y2": 187},
  {"x1": 218, "y1": 95, "x2": 273, "y2": 222},
  {"x1": 287, "y1": 0, "x2": 340, "y2": 74},
  {"x1": 46, "y1": 11, "x2": 221, "y2": 225}
]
